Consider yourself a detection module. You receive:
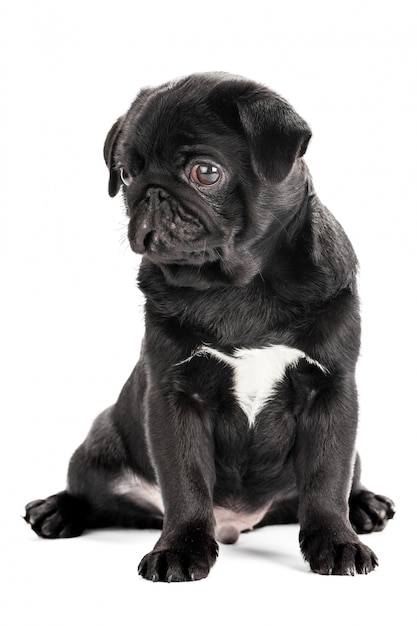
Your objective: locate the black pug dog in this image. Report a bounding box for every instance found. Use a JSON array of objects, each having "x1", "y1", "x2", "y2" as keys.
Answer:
[{"x1": 25, "y1": 72, "x2": 395, "y2": 581}]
